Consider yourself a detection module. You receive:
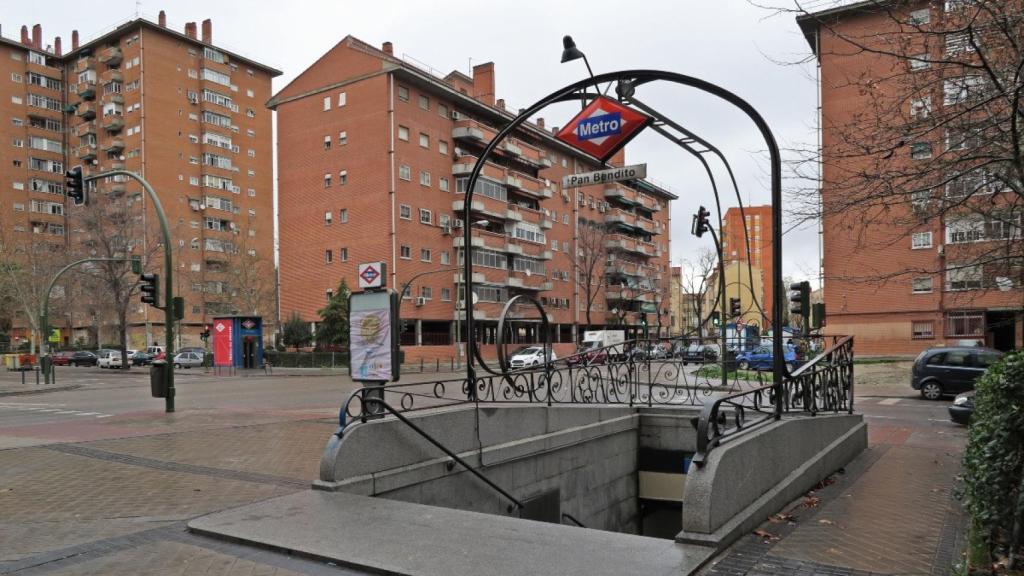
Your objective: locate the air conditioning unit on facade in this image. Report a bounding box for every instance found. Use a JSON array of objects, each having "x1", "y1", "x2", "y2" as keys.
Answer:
[
  {"x1": 188, "y1": 95, "x2": 199, "y2": 105},
  {"x1": 416, "y1": 297, "x2": 426, "y2": 307},
  {"x1": 454, "y1": 147, "x2": 465, "y2": 157},
  {"x1": 451, "y1": 110, "x2": 464, "y2": 120},
  {"x1": 452, "y1": 219, "x2": 464, "y2": 228}
]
